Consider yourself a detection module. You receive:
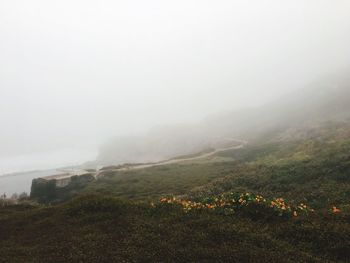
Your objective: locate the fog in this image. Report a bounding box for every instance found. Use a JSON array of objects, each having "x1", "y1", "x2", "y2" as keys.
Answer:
[{"x1": 1, "y1": 0, "x2": 350, "y2": 174}]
